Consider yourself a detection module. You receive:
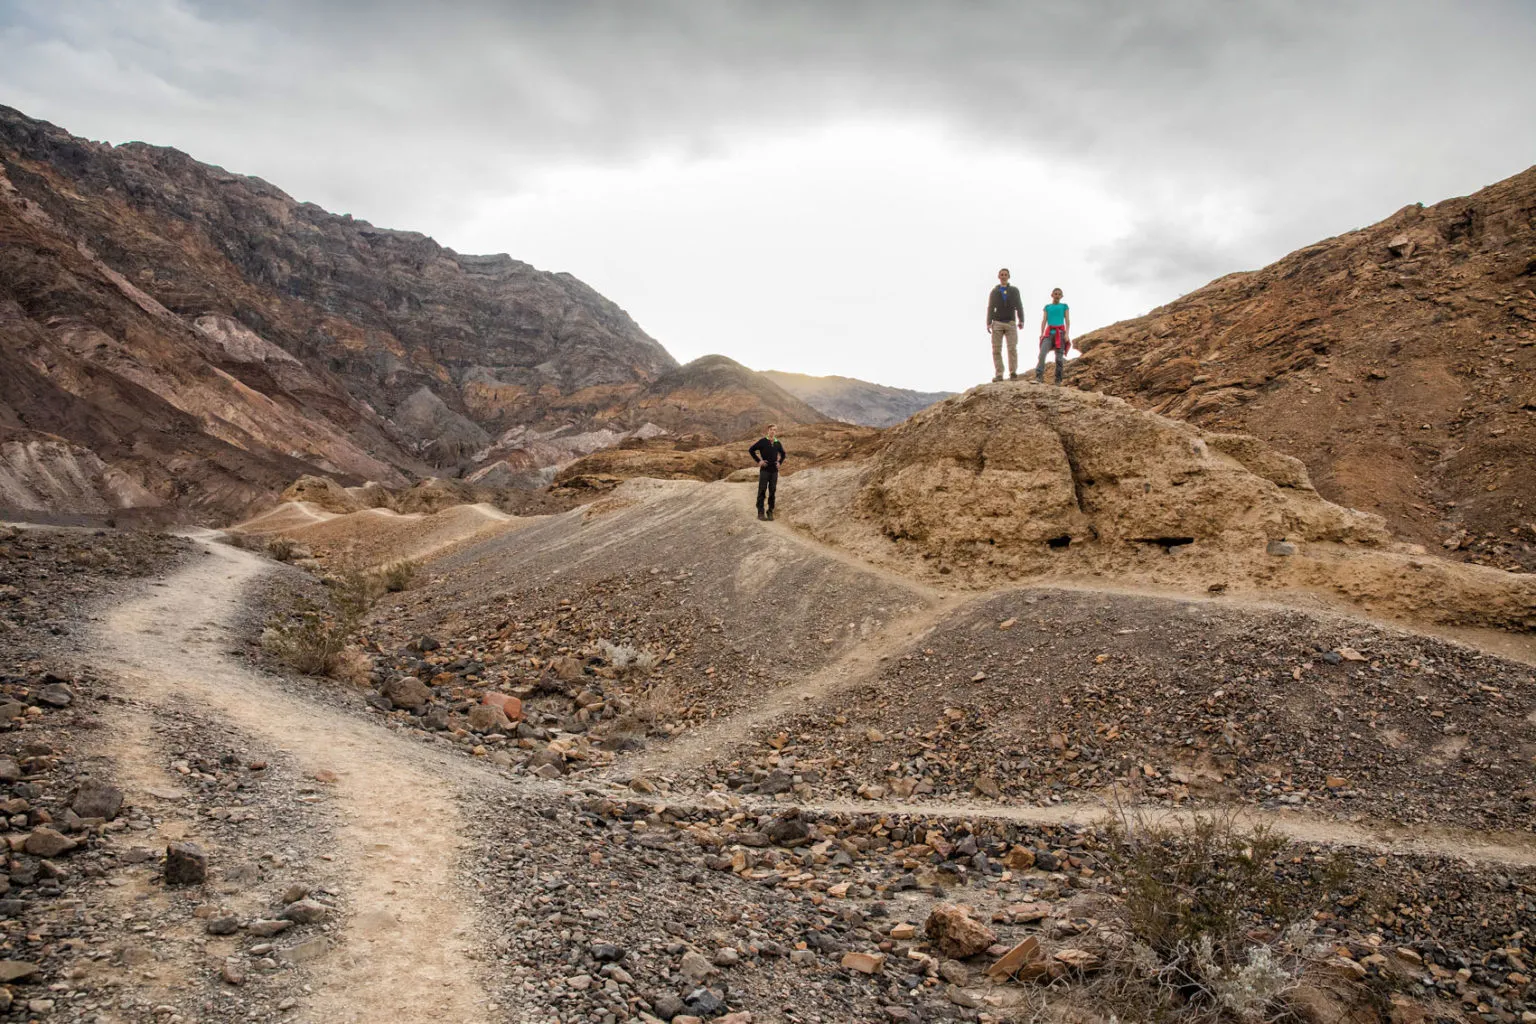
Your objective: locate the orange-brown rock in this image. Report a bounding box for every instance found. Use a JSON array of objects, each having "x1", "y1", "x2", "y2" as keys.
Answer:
[{"x1": 924, "y1": 904, "x2": 997, "y2": 959}]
